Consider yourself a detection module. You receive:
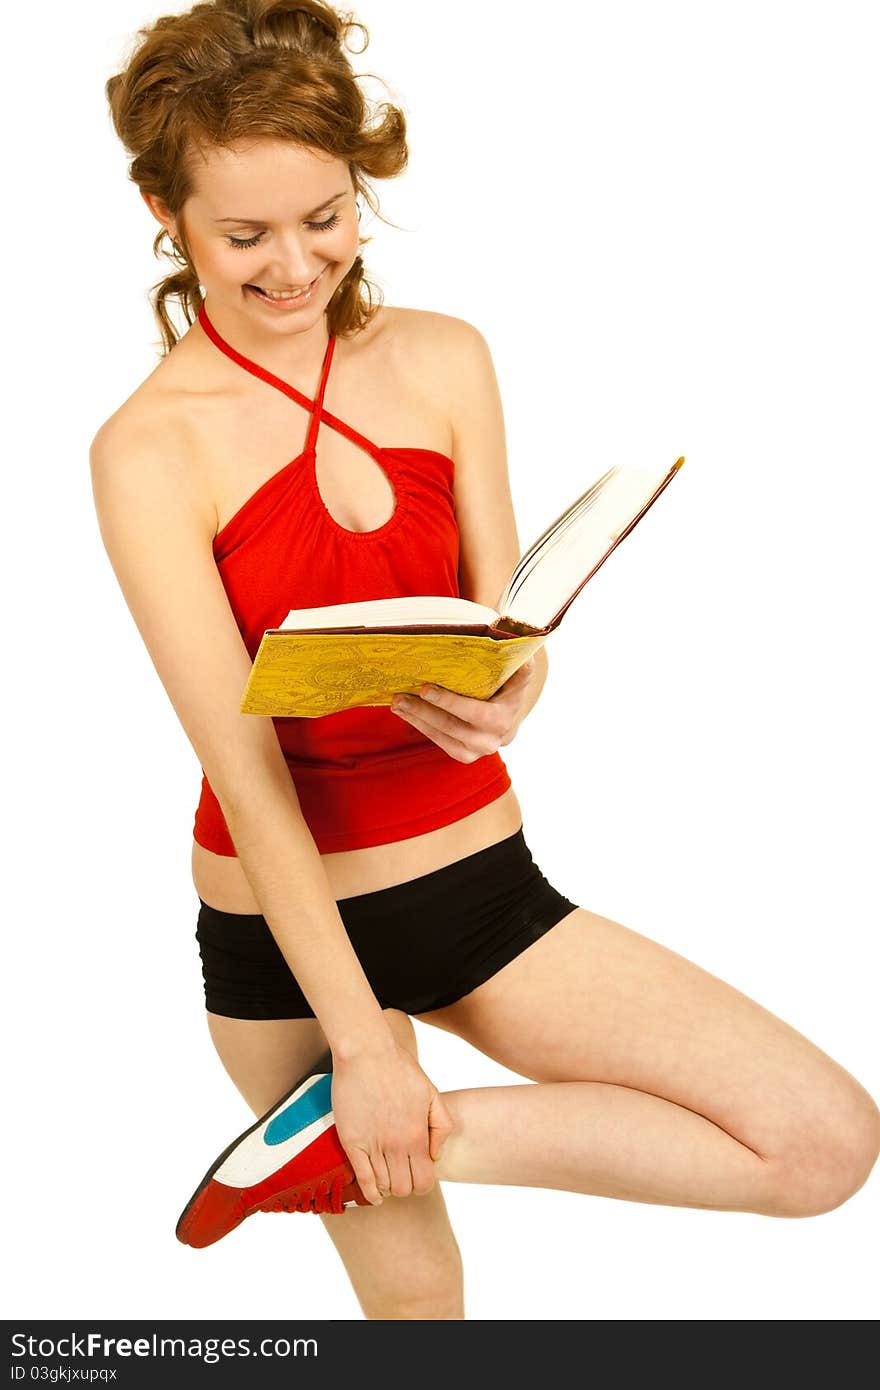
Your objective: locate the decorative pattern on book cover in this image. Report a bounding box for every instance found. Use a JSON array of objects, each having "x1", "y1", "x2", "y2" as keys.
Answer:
[{"x1": 240, "y1": 630, "x2": 547, "y2": 717}]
